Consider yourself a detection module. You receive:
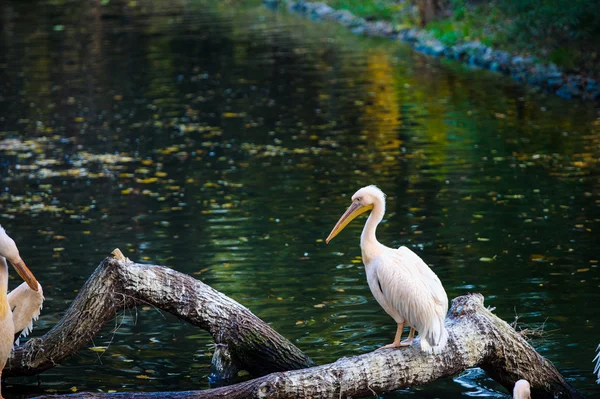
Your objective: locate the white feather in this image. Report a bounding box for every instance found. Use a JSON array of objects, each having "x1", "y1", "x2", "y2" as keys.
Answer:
[
  {"x1": 8, "y1": 281, "x2": 44, "y2": 342},
  {"x1": 368, "y1": 246, "x2": 449, "y2": 353},
  {"x1": 594, "y1": 344, "x2": 600, "y2": 383},
  {"x1": 330, "y1": 185, "x2": 449, "y2": 354},
  {"x1": 513, "y1": 380, "x2": 531, "y2": 399}
]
